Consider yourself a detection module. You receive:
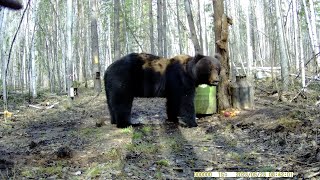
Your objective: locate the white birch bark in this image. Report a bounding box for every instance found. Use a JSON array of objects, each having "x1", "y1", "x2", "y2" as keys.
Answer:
[
  {"x1": 302, "y1": 0, "x2": 320, "y2": 69},
  {"x1": 245, "y1": 1, "x2": 253, "y2": 77},
  {"x1": 275, "y1": 0, "x2": 289, "y2": 91},
  {"x1": 67, "y1": 0, "x2": 73, "y2": 97}
]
